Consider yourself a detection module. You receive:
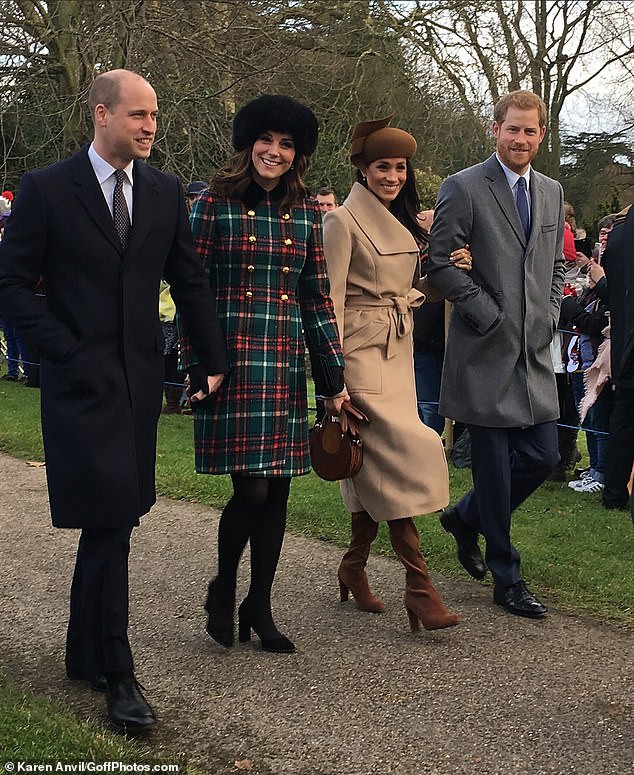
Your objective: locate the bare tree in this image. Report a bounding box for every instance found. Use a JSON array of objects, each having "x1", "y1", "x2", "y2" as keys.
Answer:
[{"x1": 381, "y1": 0, "x2": 634, "y2": 177}]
